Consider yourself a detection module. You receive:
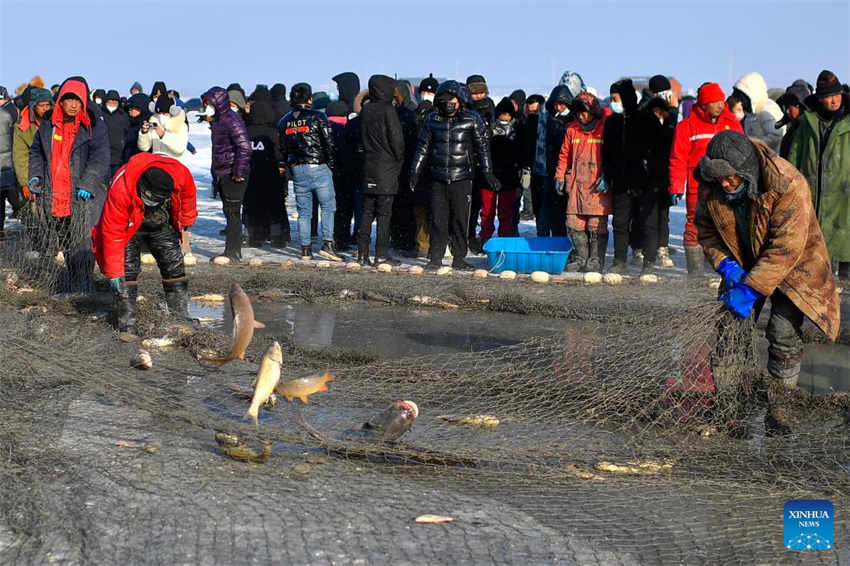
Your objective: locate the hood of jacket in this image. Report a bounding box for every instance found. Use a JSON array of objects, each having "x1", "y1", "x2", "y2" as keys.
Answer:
[
  {"x1": 247, "y1": 99, "x2": 276, "y2": 126},
  {"x1": 270, "y1": 83, "x2": 287, "y2": 101},
  {"x1": 545, "y1": 84, "x2": 574, "y2": 114},
  {"x1": 734, "y1": 72, "x2": 771, "y2": 114},
  {"x1": 53, "y1": 77, "x2": 92, "y2": 128},
  {"x1": 435, "y1": 80, "x2": 467, "y2": 109},
  {"x1": 203, "y1": 87, "x2": 231, "y2": 116},
  {"x1": 559, "y1": 71, "x2": 586, "y2": 99},
  {"x1": 368, "y1": 75, "x2": 396, "y2": 104},
  {"x1": 150, "y1": 81, "x2": 167, "y2": 99},
  {"x1": 333, "y1": 72, "x2": 361, "y2": 108}
]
